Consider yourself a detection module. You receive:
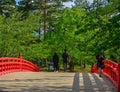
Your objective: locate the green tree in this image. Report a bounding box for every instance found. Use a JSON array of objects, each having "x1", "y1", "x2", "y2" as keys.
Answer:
[
  {"x1": 0, "y1": 0, "x2": 16, "y2": 17},
  {"x1": 17, "y1": 0, "x2": 73, "y2": 39},
  {"x1": 0, "y1": 11, "x2": 41, "y2": 57},
  {"x1": 74, "y1": 0, "x2": 90, "y2": 11}
]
